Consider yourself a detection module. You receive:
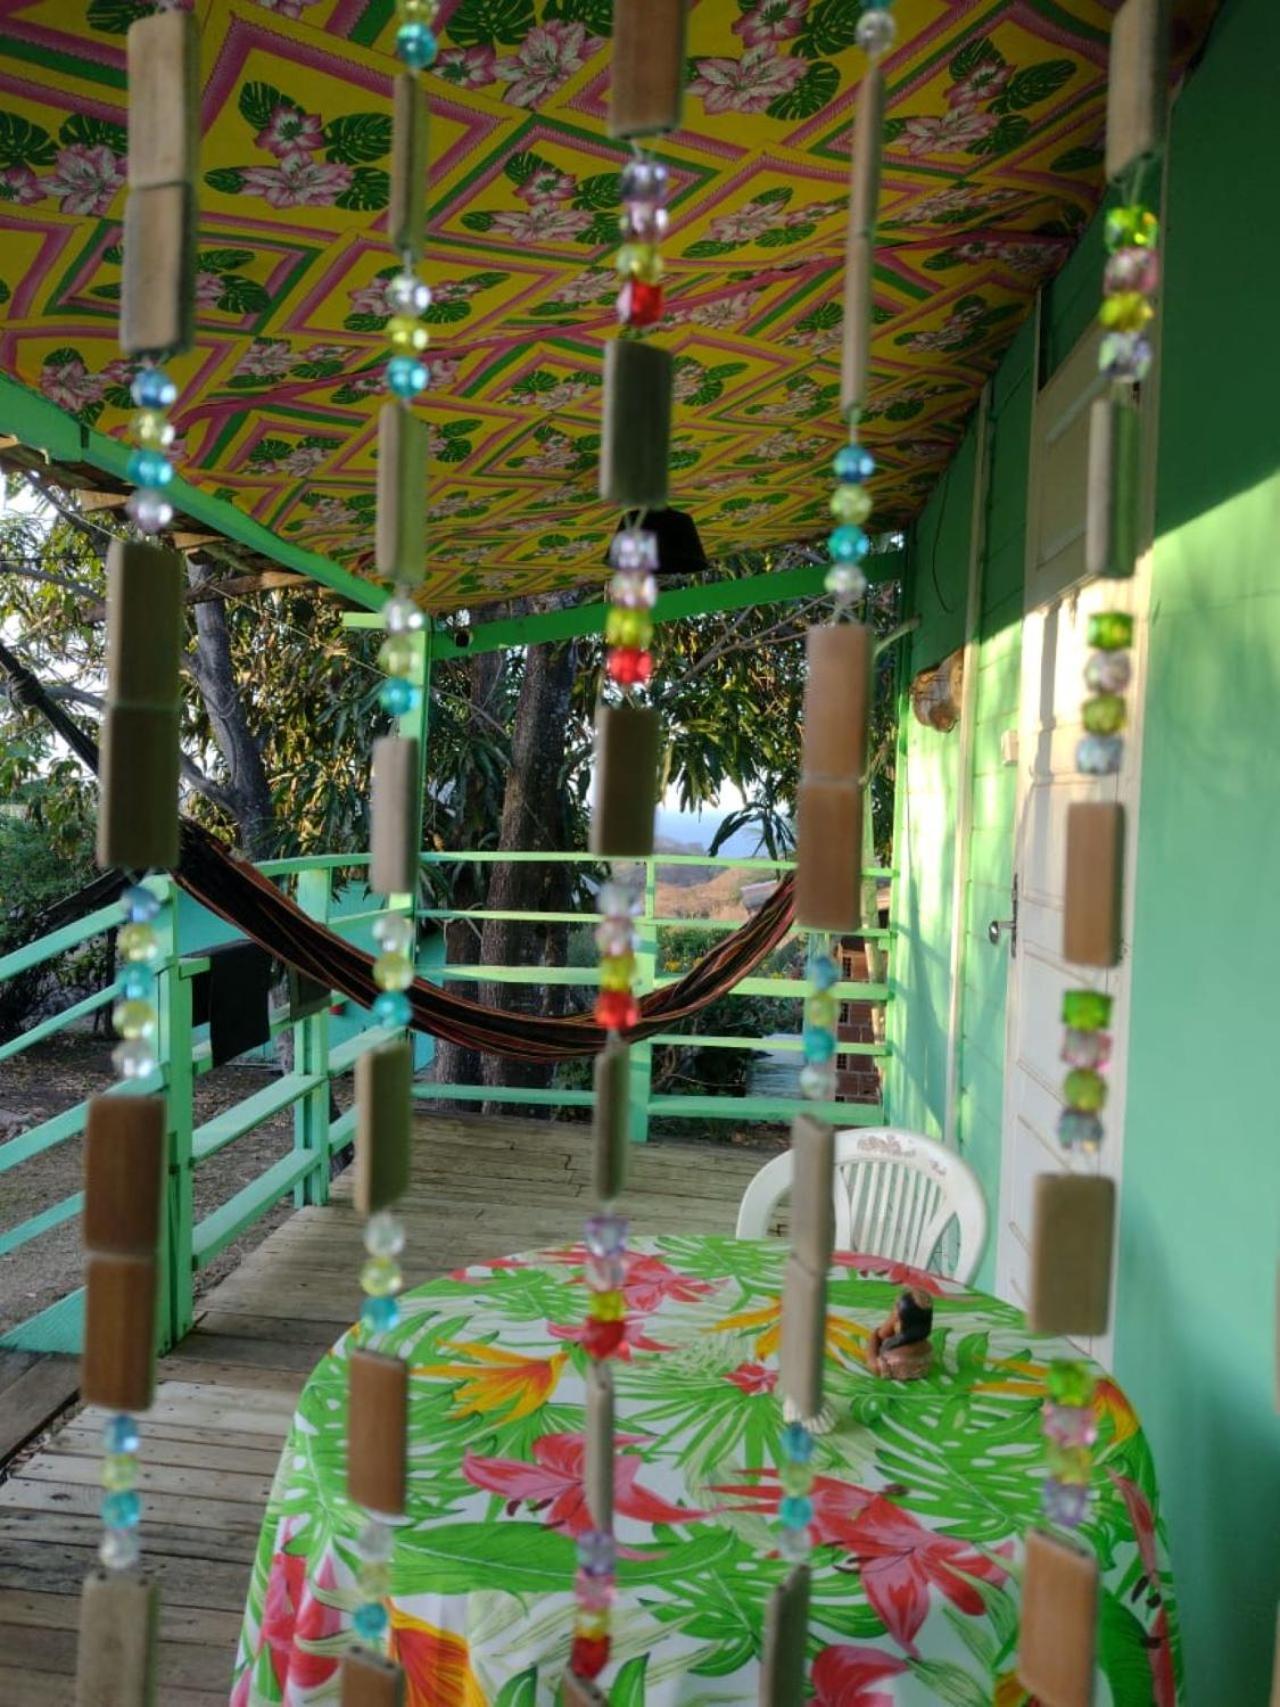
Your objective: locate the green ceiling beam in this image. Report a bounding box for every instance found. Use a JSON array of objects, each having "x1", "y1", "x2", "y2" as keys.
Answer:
[
  {"x1": 343, "y1": 548, "x2": 904, "y2": 653},
  {"x1": 0, "y1": 372, "x2": 381, "y2": 610}
]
